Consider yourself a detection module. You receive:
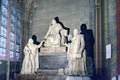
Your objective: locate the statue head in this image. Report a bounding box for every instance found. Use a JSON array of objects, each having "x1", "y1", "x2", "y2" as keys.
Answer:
[
  {"x1": 28, "y1": 38, "x2": 33, "y2": 46},
  {"x1": 51, "y1": 19, "x2": 57, "y2": 25},
  {"x1": 73, "y1": 29, "x2": 78, "y2": 37}
]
